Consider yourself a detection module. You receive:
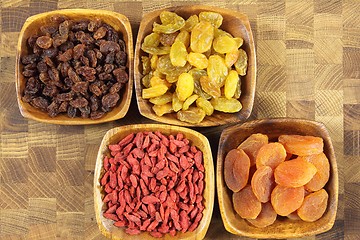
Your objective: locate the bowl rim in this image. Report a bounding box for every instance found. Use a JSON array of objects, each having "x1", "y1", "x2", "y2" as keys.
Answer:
[
  {"x1": 15, "y1": 8, "x2": 134, "y2": 125},
  {"x1": 134, "y1": 5, "x2": 257, "y2": 127},
  {"x1": 93, "y1": 123, "x2": 215, "y2": 239},
  {"x1": 216, "y1": 117, "x2": 339, "y2": 238}
]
